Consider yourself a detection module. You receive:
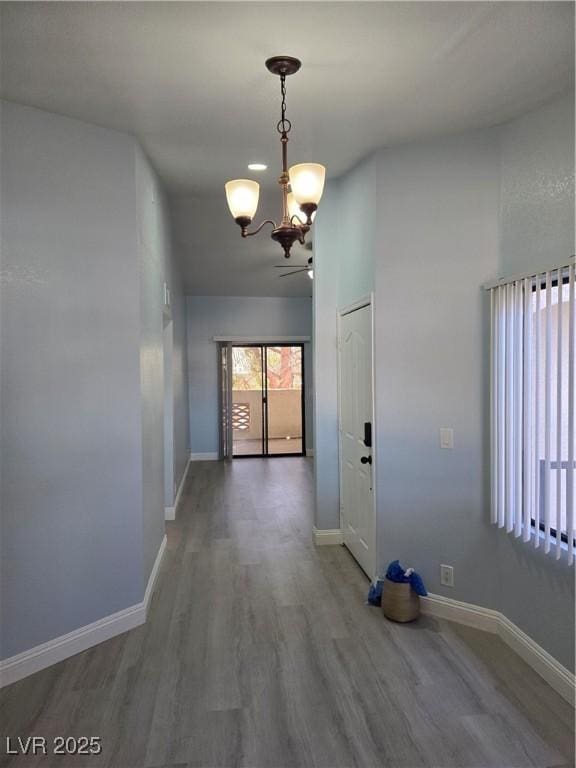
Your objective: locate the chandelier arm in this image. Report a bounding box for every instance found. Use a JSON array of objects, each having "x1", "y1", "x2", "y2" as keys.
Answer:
[{"x1": 241, "y1": 219, "x2": 276, "y2": 238}]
